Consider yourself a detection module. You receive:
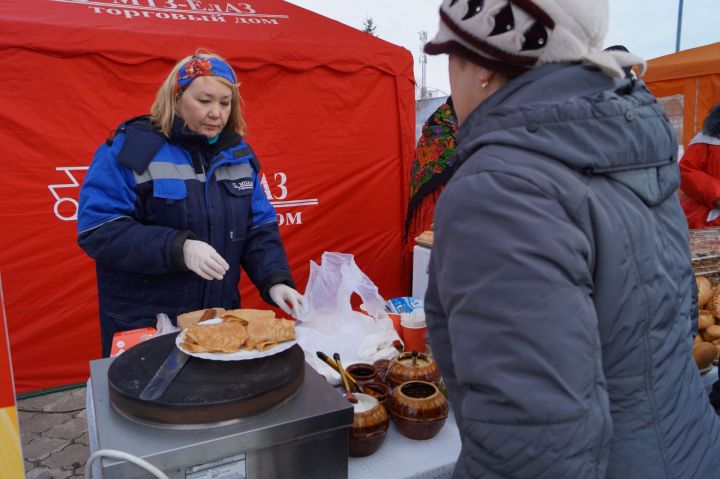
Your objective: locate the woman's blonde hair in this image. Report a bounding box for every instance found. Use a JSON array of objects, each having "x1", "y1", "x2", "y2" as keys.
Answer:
[{"x1": 150, "y1": 51, "x2": 247, "y2": 138}]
